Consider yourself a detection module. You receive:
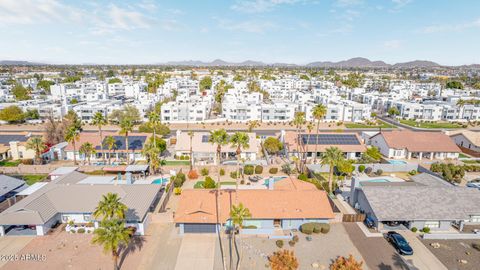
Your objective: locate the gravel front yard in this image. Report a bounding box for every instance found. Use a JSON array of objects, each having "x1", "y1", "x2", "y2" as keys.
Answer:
[{"x1": 422, "y1": 239, "x2": 480, "y2": 270}]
